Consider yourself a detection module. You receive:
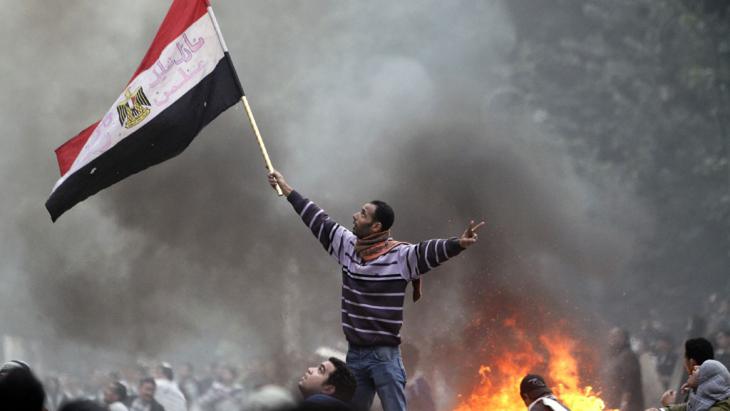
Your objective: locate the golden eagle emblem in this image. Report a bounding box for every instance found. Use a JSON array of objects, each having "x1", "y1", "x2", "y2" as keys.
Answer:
[{"x1": 117, "y1": 86, "x2": 151, "y2": 129}]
